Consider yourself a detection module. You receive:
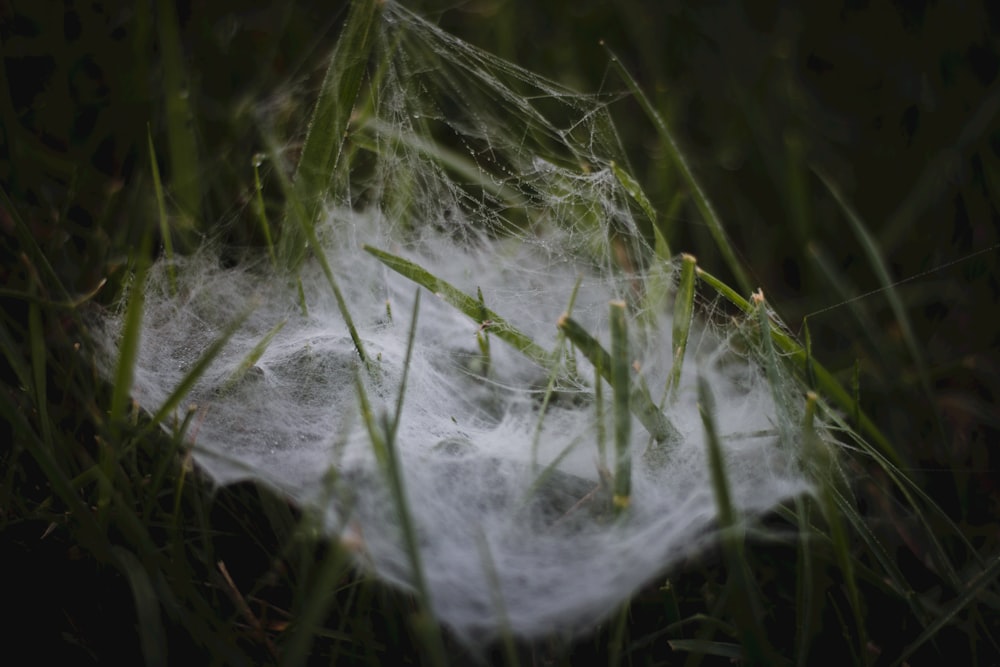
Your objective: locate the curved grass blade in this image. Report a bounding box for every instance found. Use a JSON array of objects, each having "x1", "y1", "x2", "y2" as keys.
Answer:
[
  {"x1": 364, "y1": 244, "x2": 550, "y2": 367},
  {"x1": 813, "y1": 167, "x2": 942, "y2": 440},
  {"x1": 605, "y1": 45, "x2": 751, "y2": 295}
]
